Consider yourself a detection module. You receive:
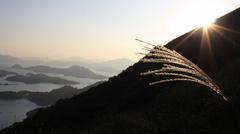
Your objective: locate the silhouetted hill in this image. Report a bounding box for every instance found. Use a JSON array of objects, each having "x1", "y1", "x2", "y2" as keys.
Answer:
[
  {"x1": 6, "y1": 73, "x2": 79, "y2": 84},
  {"x1": 21, "y1": 65, "x2": 107, "y2": 79},
  {"x1": 1, "y1": 8, "x2": 240, "y2": 134}
]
